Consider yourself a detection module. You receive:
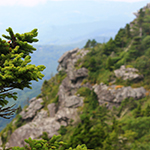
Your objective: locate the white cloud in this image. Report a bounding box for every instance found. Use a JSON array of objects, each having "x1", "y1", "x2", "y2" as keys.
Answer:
[
  {"x1": 52, "y1": 0, "x2": 148, "y2": 1},
  {"x1": 0, "y1": 0, "x2": 47, "y2": 7},
  {"x1": 0, "y1": 0, "x2": 147, "y2": 6},
  {"x1": 107, "y1": 0, "x2": 146, "y2": 2},
  {"x1": 72, "y1": 10, "x2": 81, "y2": 14}
]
